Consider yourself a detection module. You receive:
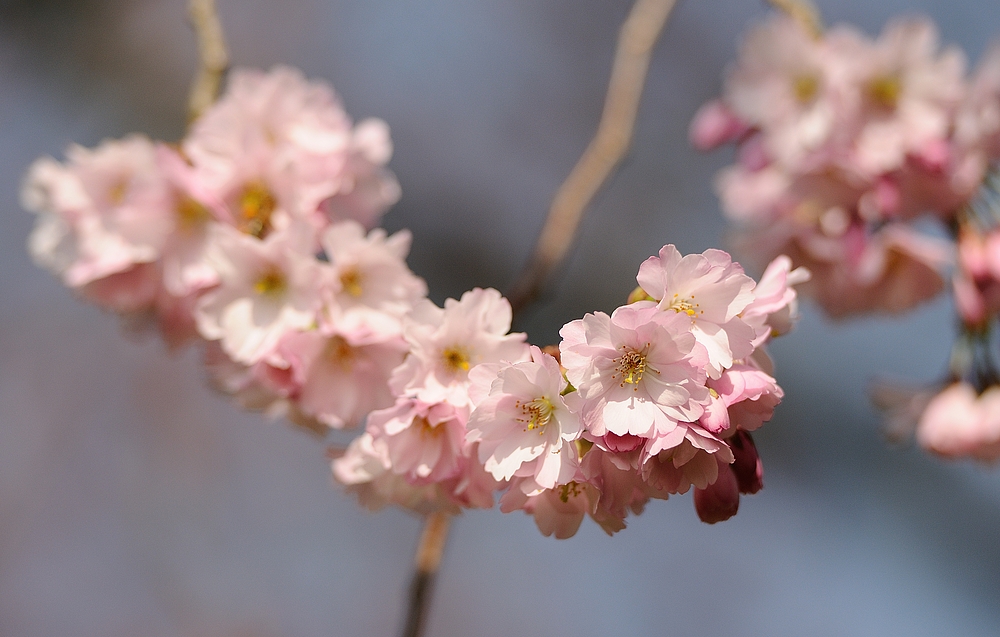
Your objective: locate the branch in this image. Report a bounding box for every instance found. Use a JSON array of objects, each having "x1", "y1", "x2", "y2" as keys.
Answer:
[
  {"x1": 400, "y1": 511, "x2": 452, "y2": 637},
  {"x1": 506, "y1": 0, "x2": 680, "y2": 316},
  {"x1": 765, "y1": 0, "x2": 823, "y2": 38},
  {"x1": 187, "y1": 0, "x2": 229, "y2": 123}
]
